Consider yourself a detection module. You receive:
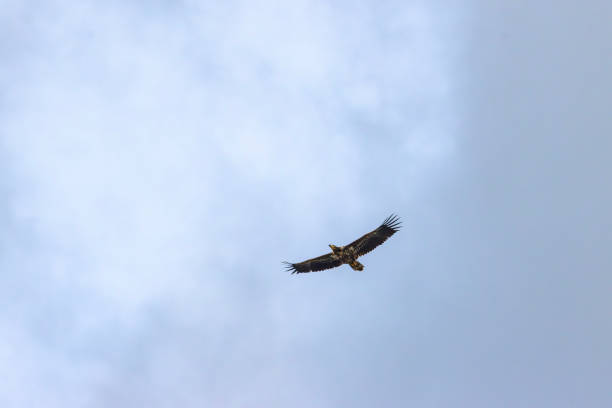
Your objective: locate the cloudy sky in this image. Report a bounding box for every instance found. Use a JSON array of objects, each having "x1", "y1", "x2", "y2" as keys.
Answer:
[{"x1": 1, "y1": 0, "x2": 611, "y2": 406}]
